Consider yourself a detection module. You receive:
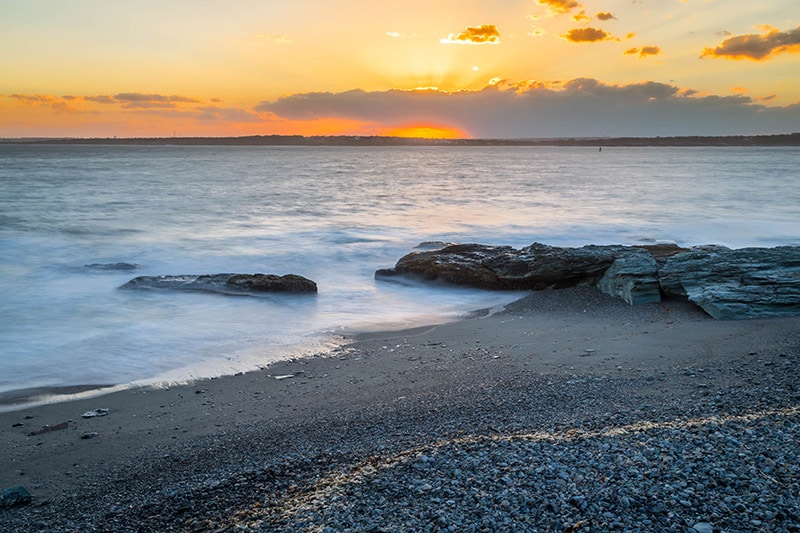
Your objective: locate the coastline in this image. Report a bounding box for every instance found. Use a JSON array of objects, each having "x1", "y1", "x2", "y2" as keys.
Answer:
[{"x1": 2, "y1": 286, "x2": 799, "y2": 531}]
